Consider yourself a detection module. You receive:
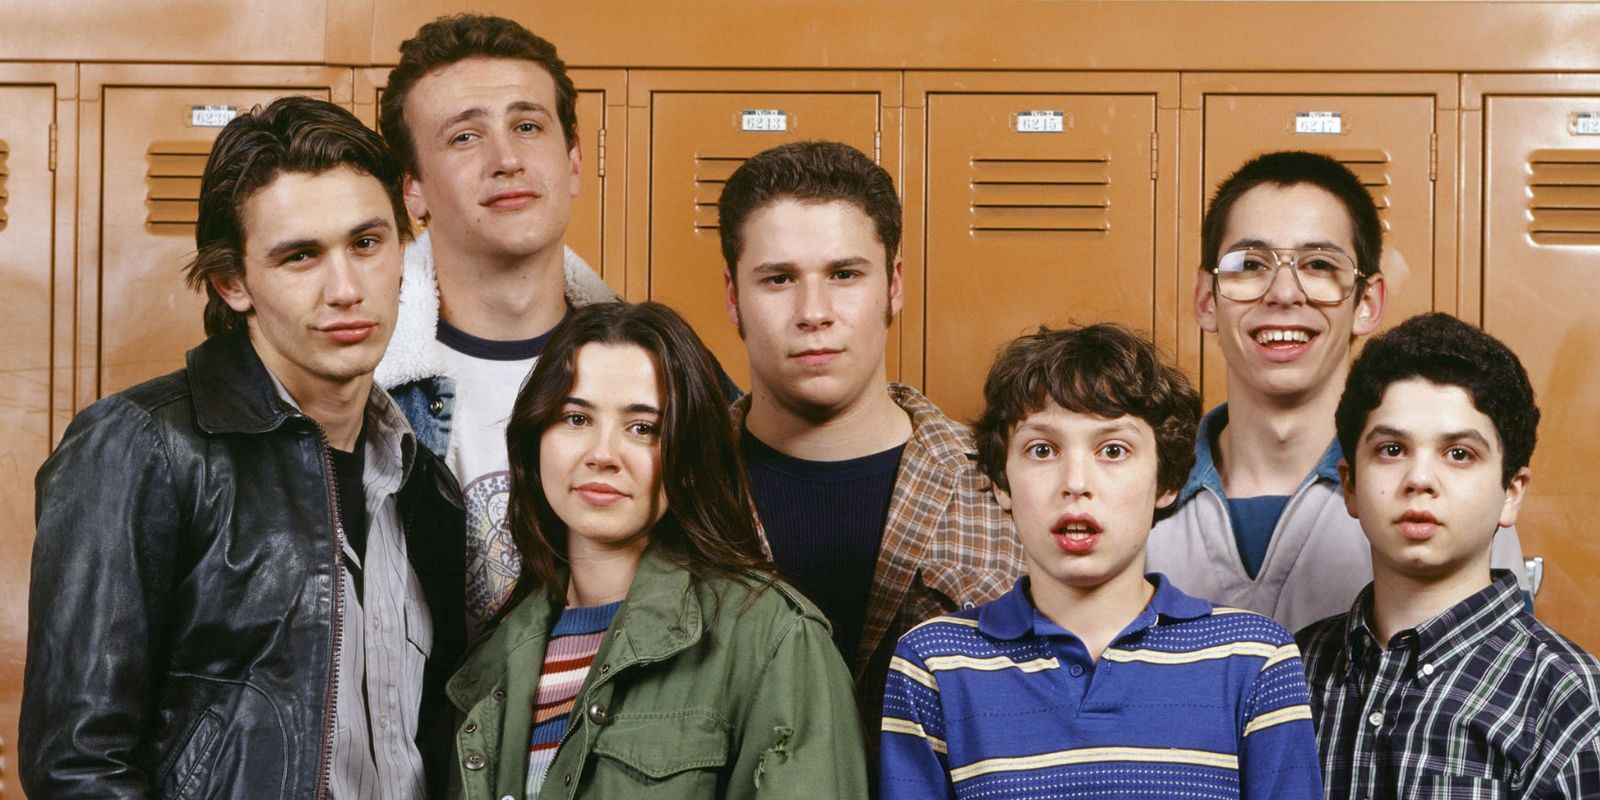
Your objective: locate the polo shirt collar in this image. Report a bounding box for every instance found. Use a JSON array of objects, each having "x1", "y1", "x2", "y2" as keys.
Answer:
[
  {"x1": 979, "y1": 572, "x2": 1213, "y2": 642},
  {"x1": 1177, "y1": 403, "x2": 1343, "y2": 505}
]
